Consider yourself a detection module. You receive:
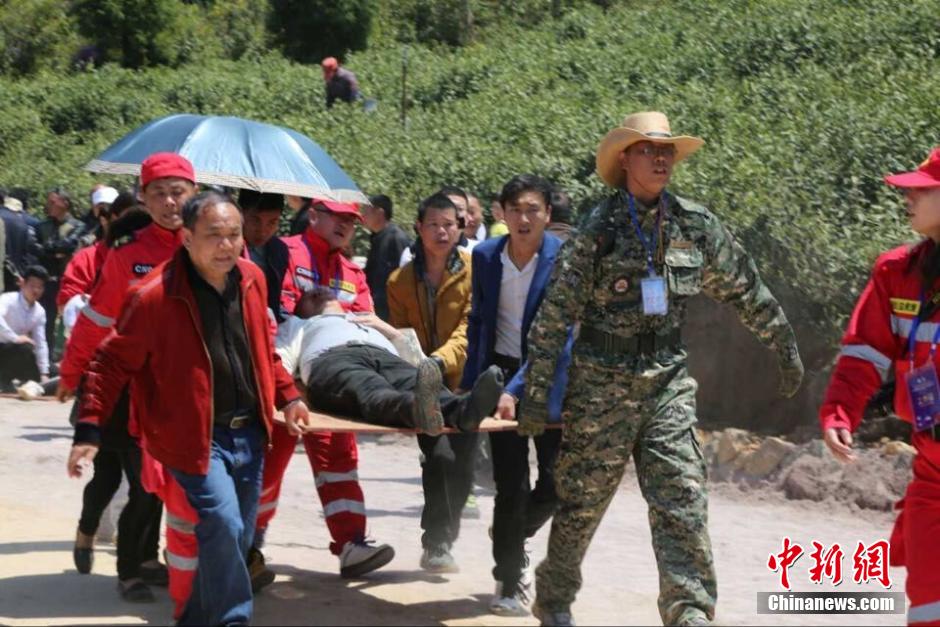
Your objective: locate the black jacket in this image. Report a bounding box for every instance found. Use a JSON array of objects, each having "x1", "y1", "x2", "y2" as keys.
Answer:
[
  {"x1": 365, "y1": 223, "x2": 411, "y2": 321},
  {"x1": 247, "y1": 236, "x2": 291, "y2": 323},
  {"x1": 0, "y1": 207, "x2": 37, "y2": 289}
]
